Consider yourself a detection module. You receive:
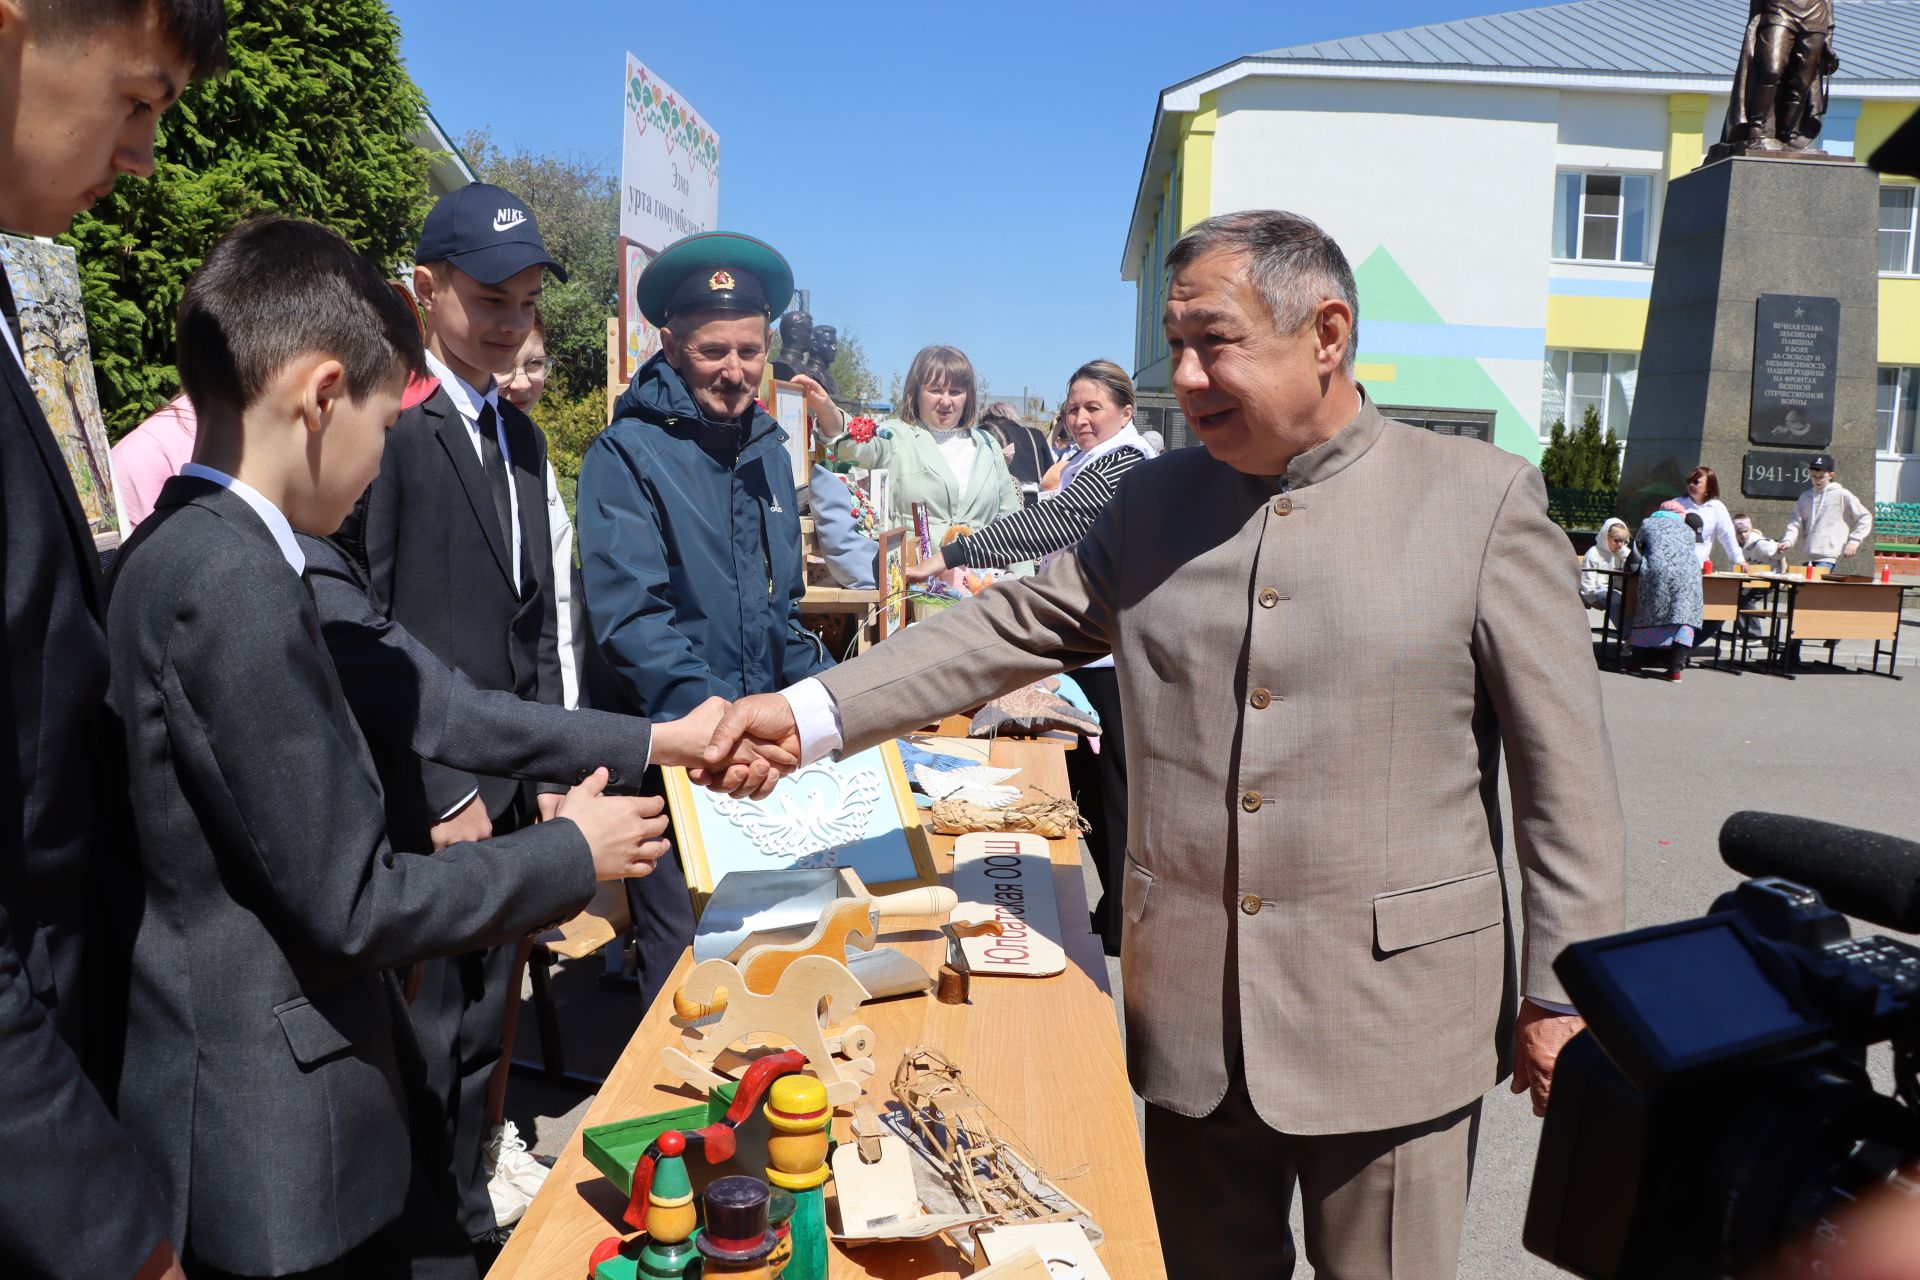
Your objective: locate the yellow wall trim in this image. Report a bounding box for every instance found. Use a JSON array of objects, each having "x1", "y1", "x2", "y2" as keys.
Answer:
[
  {"x1": 1353, "y1": 363, "x2": 1398, "y2": 383},
  {"x1": 1545, "y1": 296, "x2": 1649, "y2": 351},
  {"x1": 1666, "y1": 92, "x2": 1711, "y2": 185},
  {"x1": 1859, "y1": 103, "x2": 1917, "y2": 173},
  {"x1": 1880, "y1": 277, "x2": 1920, "y2": 365},
  {"x1": 1177, "y1": 92, "x2": 1216, "y2": 236}
]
